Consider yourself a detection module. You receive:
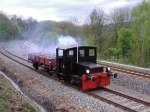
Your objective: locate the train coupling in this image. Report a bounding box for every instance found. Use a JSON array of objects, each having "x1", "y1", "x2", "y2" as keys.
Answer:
[
  {"x1": 108, "y1": 71, "x2": 117, "y2": 78},
  {"x1": 106, "y1": 67, "x2": 117, "y2": 78}
]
